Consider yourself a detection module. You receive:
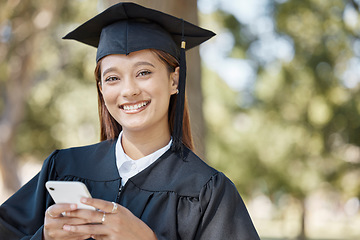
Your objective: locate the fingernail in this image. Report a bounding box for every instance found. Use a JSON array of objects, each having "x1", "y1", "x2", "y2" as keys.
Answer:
[
  {"x1": 70, "y1": 204, "x2": 77, "y2": 210},
  {"x1": 63, "y1": 225, "x2": 71, "y2": 231},
  {"x1": 80, "y1": 197, "x2": 87, "y2": 203}
]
